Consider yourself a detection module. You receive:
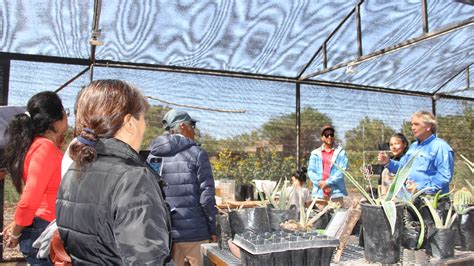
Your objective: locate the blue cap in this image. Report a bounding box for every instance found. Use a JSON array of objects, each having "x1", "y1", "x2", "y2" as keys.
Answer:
[{"x1": 162, "y1": 109, "x2": 198, "y2": 130}]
